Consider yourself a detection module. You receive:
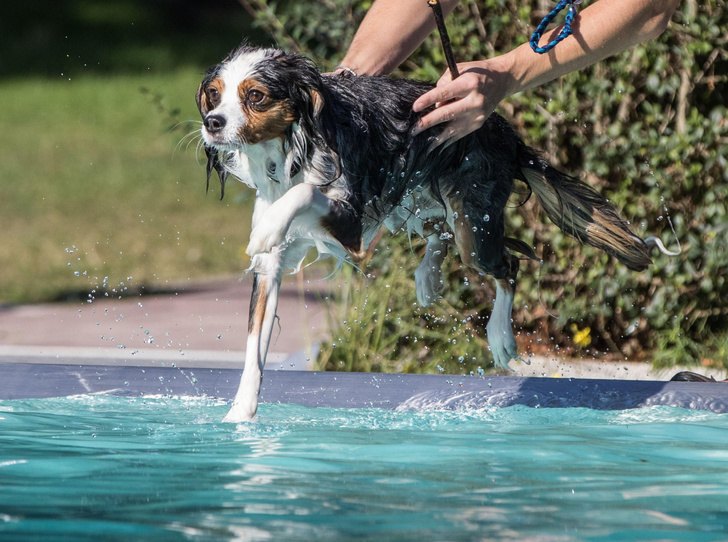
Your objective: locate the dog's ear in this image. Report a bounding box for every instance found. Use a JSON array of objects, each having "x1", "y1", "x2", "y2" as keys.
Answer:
[
  {"x1": 289, "y1": 82, "x2": 323, "y2": 142},
  {"x1": 196, "y1": 64, "x2": 221, "y2": 117},
  {"x1": 204, "y1": 145, "x2": 228, "y2": 200},
  {"x1": 268, "y1": 52, "x2": 326, "y2": 135},
  {"x1": 198, "y1": 65, "x2": 227, "y2": 197},
  {"x1": 275, "y1": 55, "x2": 342, "y2": 182},
  {"x1": 196, "y1": 82, "x2": 208, "y2": 117}
]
